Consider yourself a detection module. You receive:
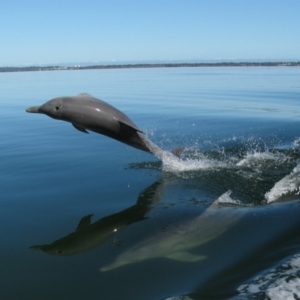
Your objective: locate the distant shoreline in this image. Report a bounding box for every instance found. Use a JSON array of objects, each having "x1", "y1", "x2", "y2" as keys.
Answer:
[{"x1": 1, "y1": 62, "x2": 300, "y2": 73}]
